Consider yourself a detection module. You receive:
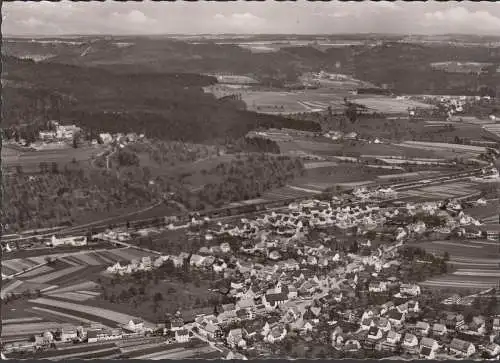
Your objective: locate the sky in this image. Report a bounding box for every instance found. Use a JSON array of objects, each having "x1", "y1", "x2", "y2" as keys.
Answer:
[{"x1": 3, "y1": 1, "x2": 500, "y2": 36}]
